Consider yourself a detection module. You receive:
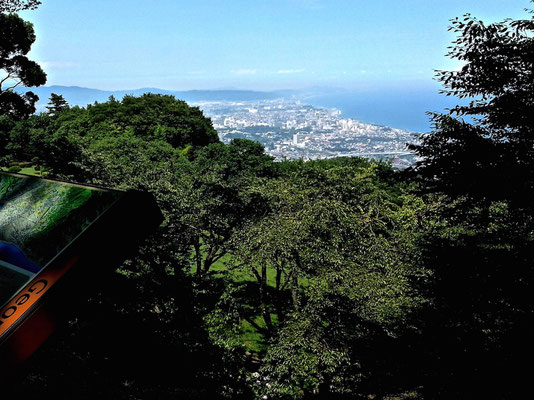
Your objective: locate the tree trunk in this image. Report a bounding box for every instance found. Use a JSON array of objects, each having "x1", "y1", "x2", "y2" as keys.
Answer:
[
  {"x1": 203, "y1": 245, "x2": 221, "y2": 273},
  {"x1": 260, "y1": 263, "x2": 274, "y2": 333},
  {"x1": 193, "y1": 236, "x2": 202, "y2": 277},
  {"x1": 291, "y1": 250, "x2": 302, "y2": 311},
  {"x1": 274, "y1": 262, "x2": 284, "y2": 323},
  {"x1": 291, "y1": 269, "x2": 299, "y2": 312}
]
